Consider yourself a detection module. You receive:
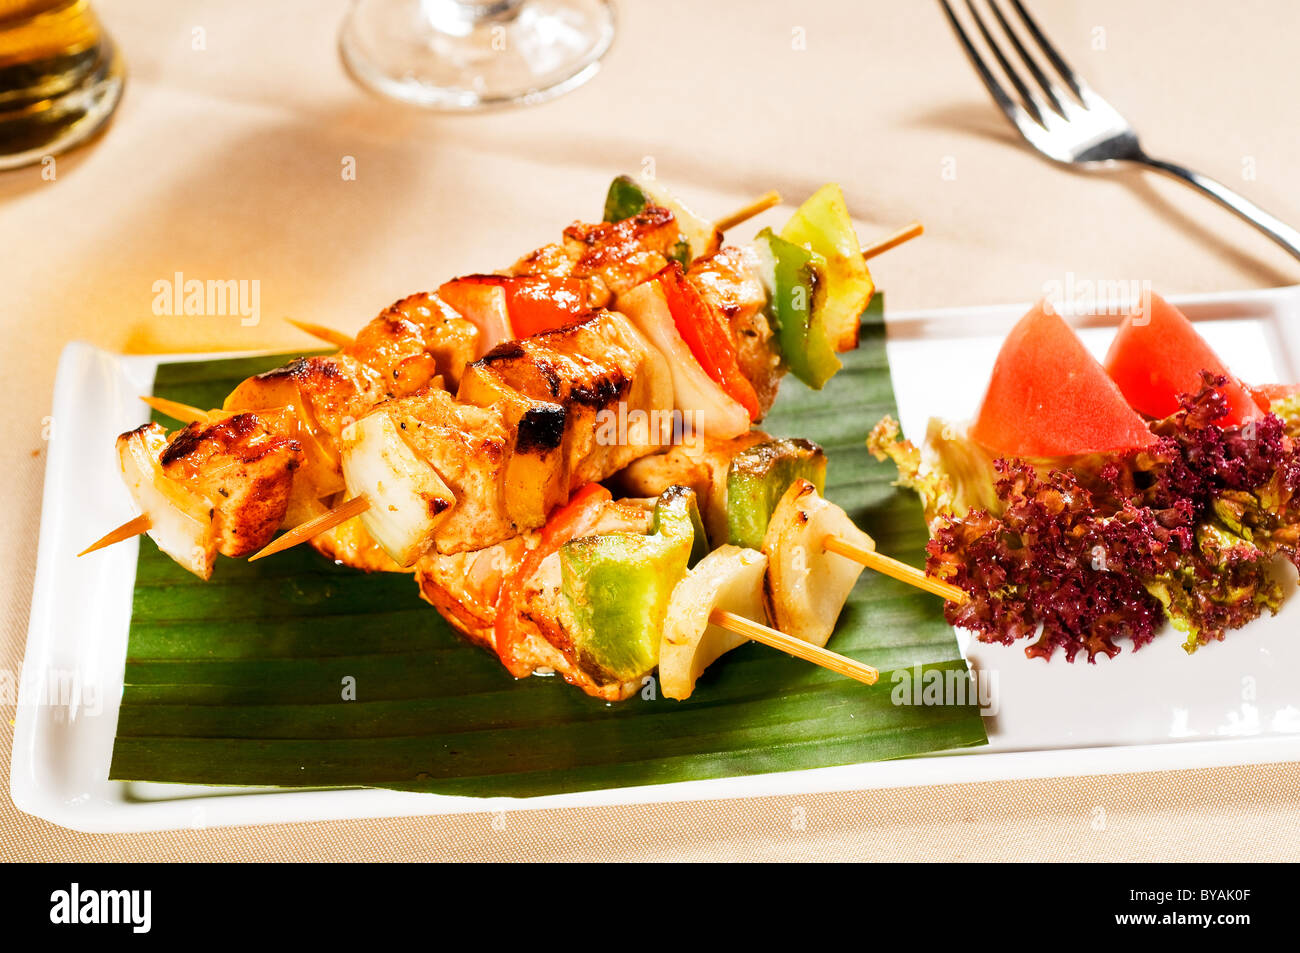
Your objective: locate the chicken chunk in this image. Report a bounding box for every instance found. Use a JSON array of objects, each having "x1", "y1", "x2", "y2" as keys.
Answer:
[
  {"x1": 511, "y1": 206, "x2": 681, "y2": 302},
  {"x1": 611, "y1": 429, "x2": 769, "y2": 545},
  {"x1": 352, "y1": 292, "x2": 479, "y2": 393},
  {"x1": 415, "y1": 497, "x2": 654, "y2": 700},
  {"x1": 456, "y1": 309, "x2": 674, "y2": 529},
  {"x1": 158, "y1": 413, "x2": 305, "y2": 557},
  {"x1": 688, "y1": 245, "x2": 783, "y2": 416}
]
